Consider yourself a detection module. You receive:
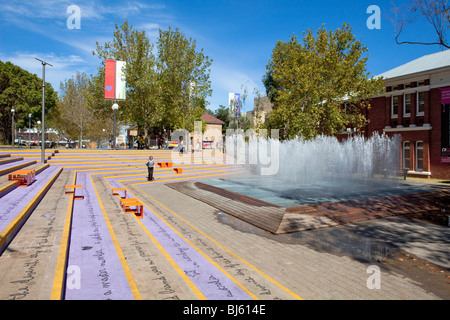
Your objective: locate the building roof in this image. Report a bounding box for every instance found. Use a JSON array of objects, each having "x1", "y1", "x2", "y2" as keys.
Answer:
[
  {"x1": 376, "y1": 49, "x2": 450, "y2": 80},
  {"x1": 201, "y1": 112, "x2": 224, "y2": 125}
]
